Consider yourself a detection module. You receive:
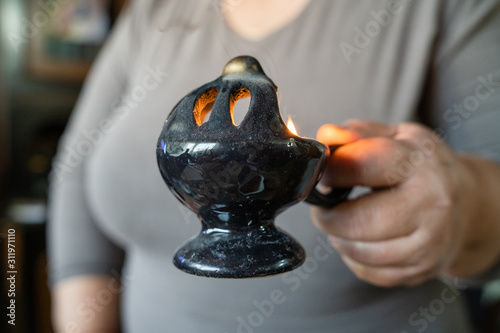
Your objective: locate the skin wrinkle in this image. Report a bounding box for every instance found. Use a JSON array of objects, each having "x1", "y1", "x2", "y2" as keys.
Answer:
[
  {"x1": 341, "y1": 255, "x2": 435, "y2": 288},
  {"x1": 330, "y1": 236, "x2": 413, "y2": 267},
  {"x1": 439, "y1": 158, "x2": 475, "y2": 275},
  {"x1": 406, "y1": 165, "x2": 460, "y2": 274}
]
